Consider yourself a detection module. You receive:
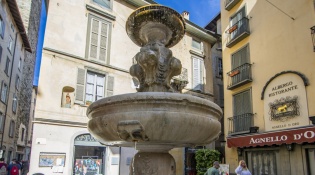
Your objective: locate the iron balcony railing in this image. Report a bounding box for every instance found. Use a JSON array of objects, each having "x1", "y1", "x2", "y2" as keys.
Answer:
[
  {"x1": 226, "y1": 17, "x2": 250, "y2": 48},
  {"x1": 225, "y1": 0, "x2": 241, "y2": 11},
  {"x1": 227, "y1": 63, "x2": 252, "y2": 90},
  {"x1": 228, "y1": 113, "x2": 254, "y2": 134}
]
